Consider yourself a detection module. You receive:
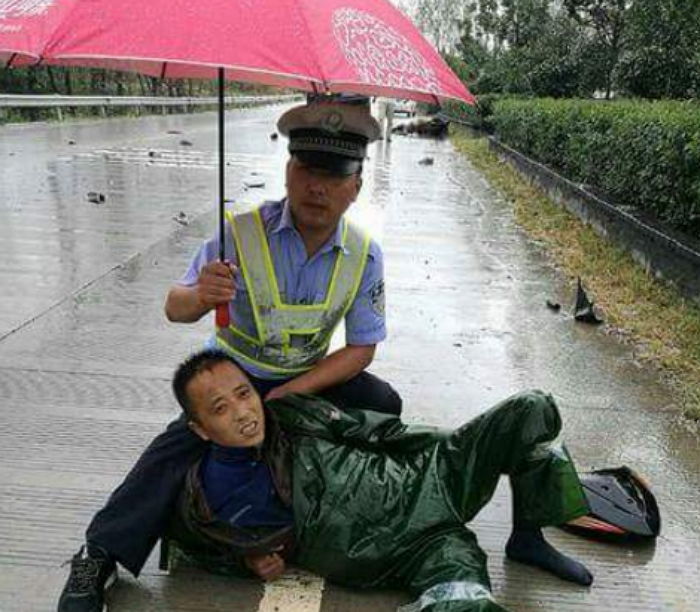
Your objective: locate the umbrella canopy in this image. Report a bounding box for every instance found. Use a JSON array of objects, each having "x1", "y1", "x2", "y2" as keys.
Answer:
[{"x1": 0, "y1": 0, "x2": 474, "y2": 105}]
